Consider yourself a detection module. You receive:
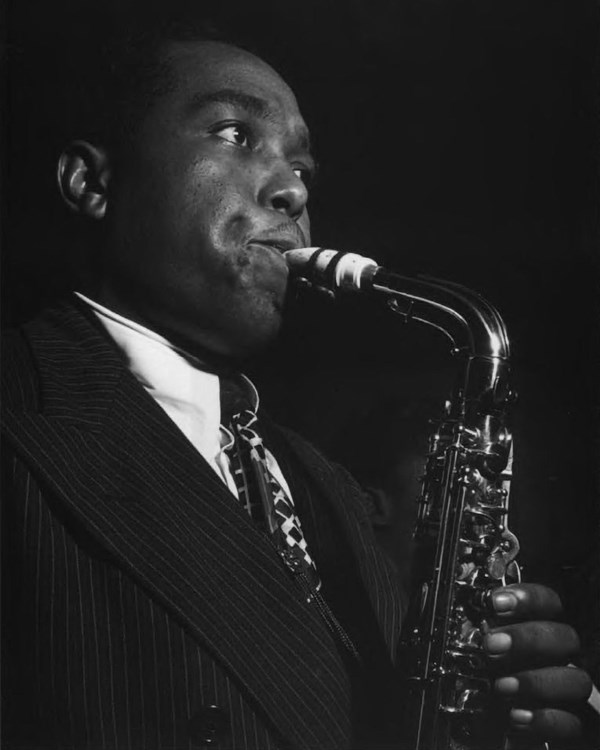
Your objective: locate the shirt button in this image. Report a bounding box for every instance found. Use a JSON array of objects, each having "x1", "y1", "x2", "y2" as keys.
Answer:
[{"x1": 188, "y1": 704, "x2": 229, "y2": 746}]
